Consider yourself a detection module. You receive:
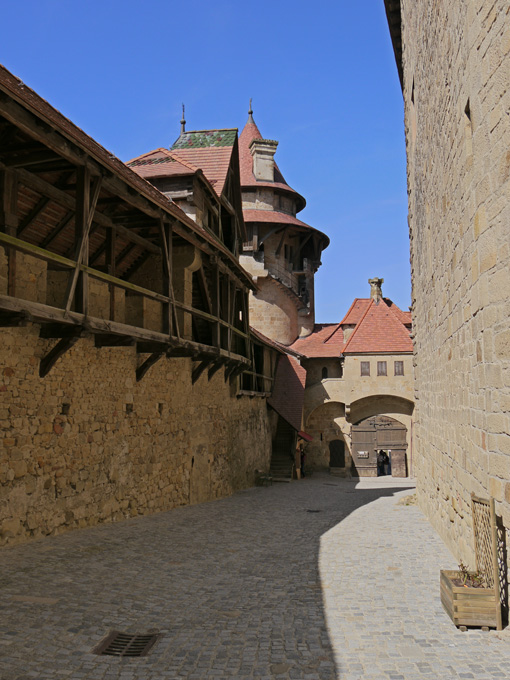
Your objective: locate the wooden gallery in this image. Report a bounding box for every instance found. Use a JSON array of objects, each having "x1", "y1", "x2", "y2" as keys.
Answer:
[{"x1": 0, "y1": 66, "x2": 283, "y2": 545}]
